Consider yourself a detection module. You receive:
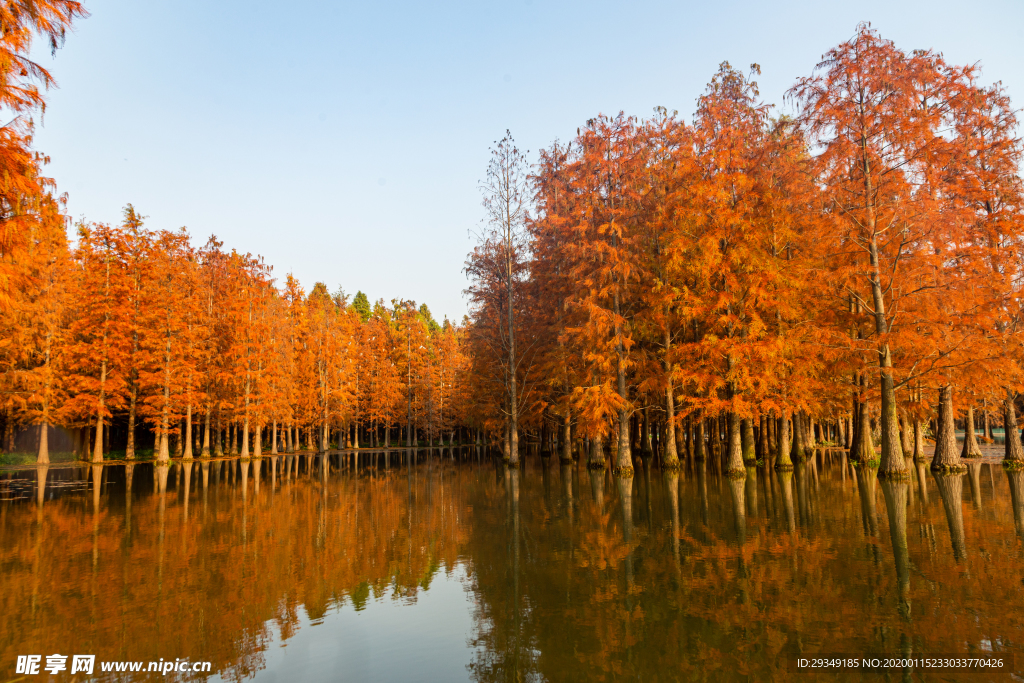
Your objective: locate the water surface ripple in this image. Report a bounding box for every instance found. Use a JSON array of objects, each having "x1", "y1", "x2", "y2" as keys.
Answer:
[{"x1": 2, "y1": 449, "x2": 1022, "y2": 681}]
